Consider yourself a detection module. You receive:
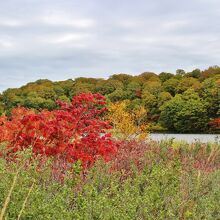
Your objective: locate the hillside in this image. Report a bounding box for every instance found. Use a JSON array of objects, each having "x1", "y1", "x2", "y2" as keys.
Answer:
[{"x1": 0, "y1": 66, "x2": 219, "y2": 133}]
